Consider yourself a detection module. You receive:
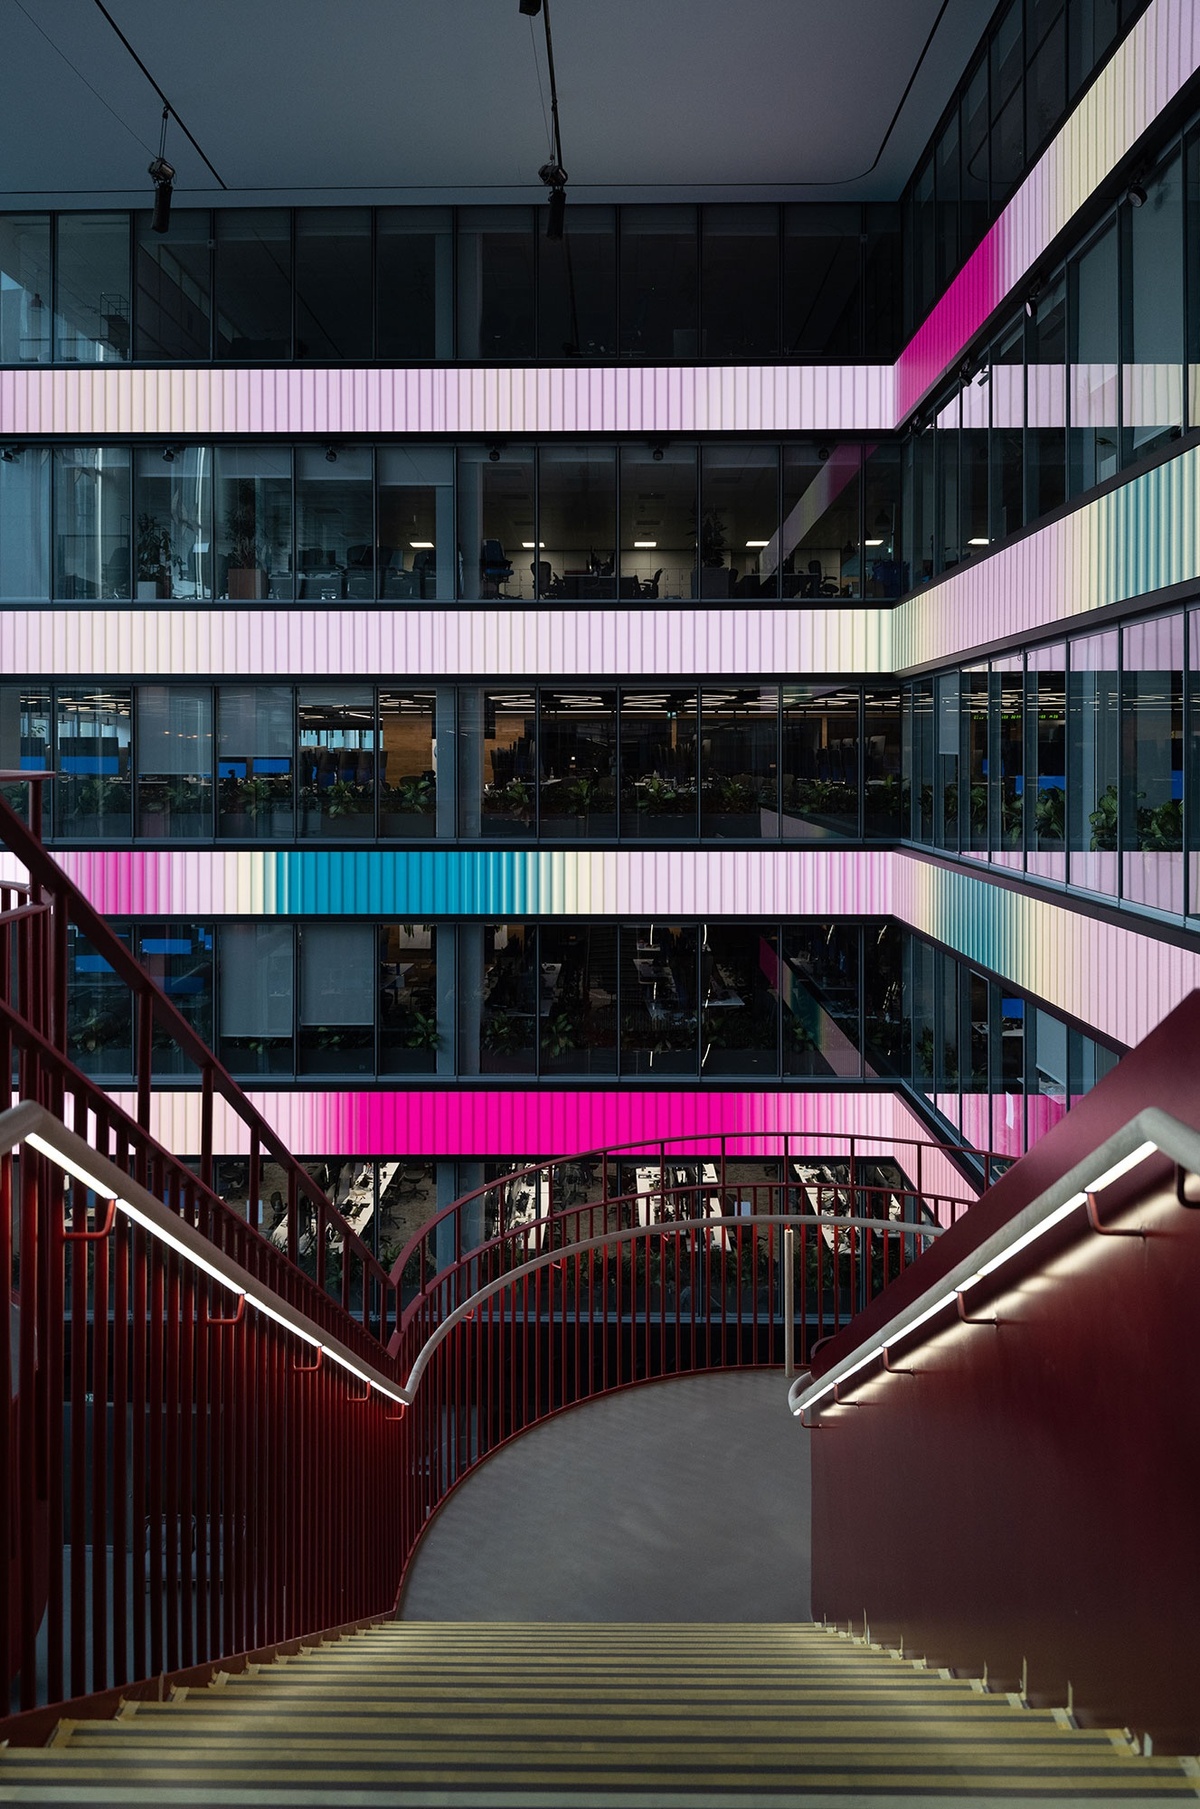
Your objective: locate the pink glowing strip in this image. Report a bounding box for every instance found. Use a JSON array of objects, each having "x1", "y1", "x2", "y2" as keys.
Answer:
[
  {"x1": 0, "y1": 363, "x2": 894, "y2": 438},
  {"x1": 896, "y1": 0, "x2": 1200, "y2": 418},
  {"x1": 108, "y1": 1085, "x2": 937, "y2": 1165},
  {"x1": 0, "y1": 604, "x2": 892, "y2": 680}
]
